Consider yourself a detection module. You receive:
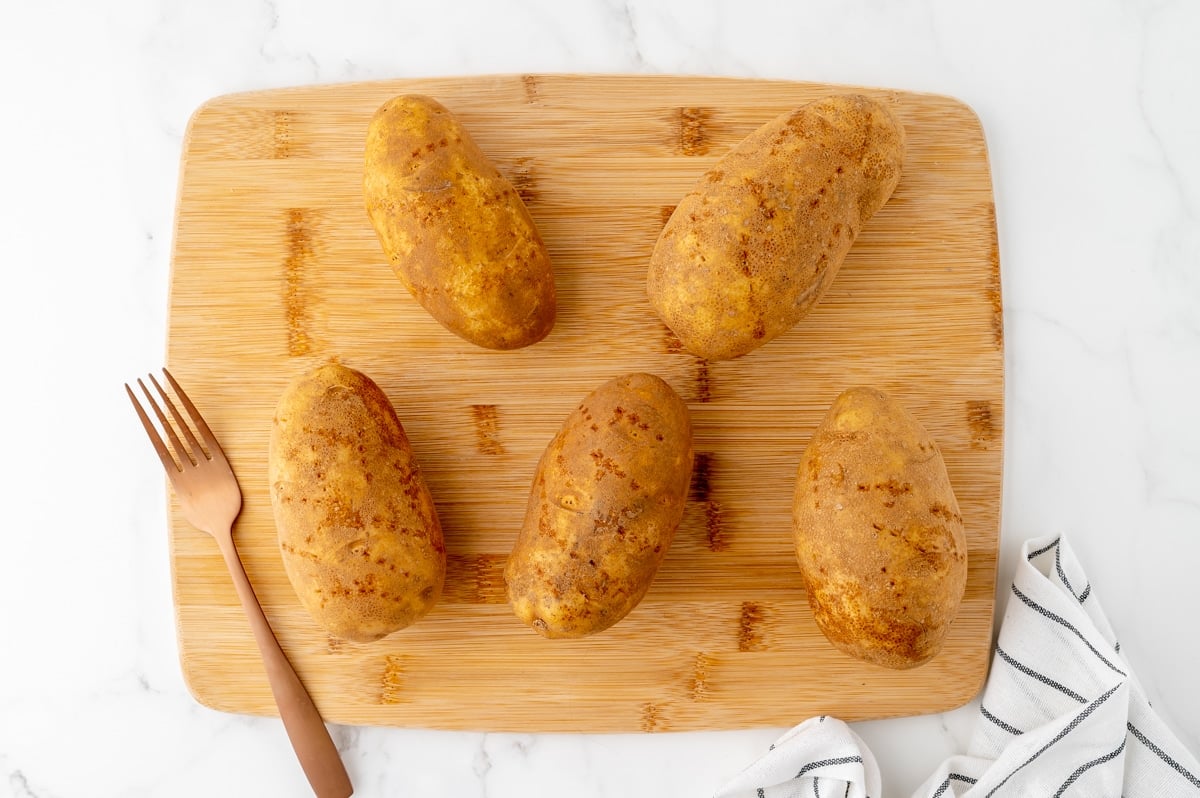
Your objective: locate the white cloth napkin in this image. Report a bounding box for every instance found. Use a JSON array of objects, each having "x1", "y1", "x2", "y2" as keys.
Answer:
[{"x1": 715, "y1": 534, "x2": 1200, "y2": 797}]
